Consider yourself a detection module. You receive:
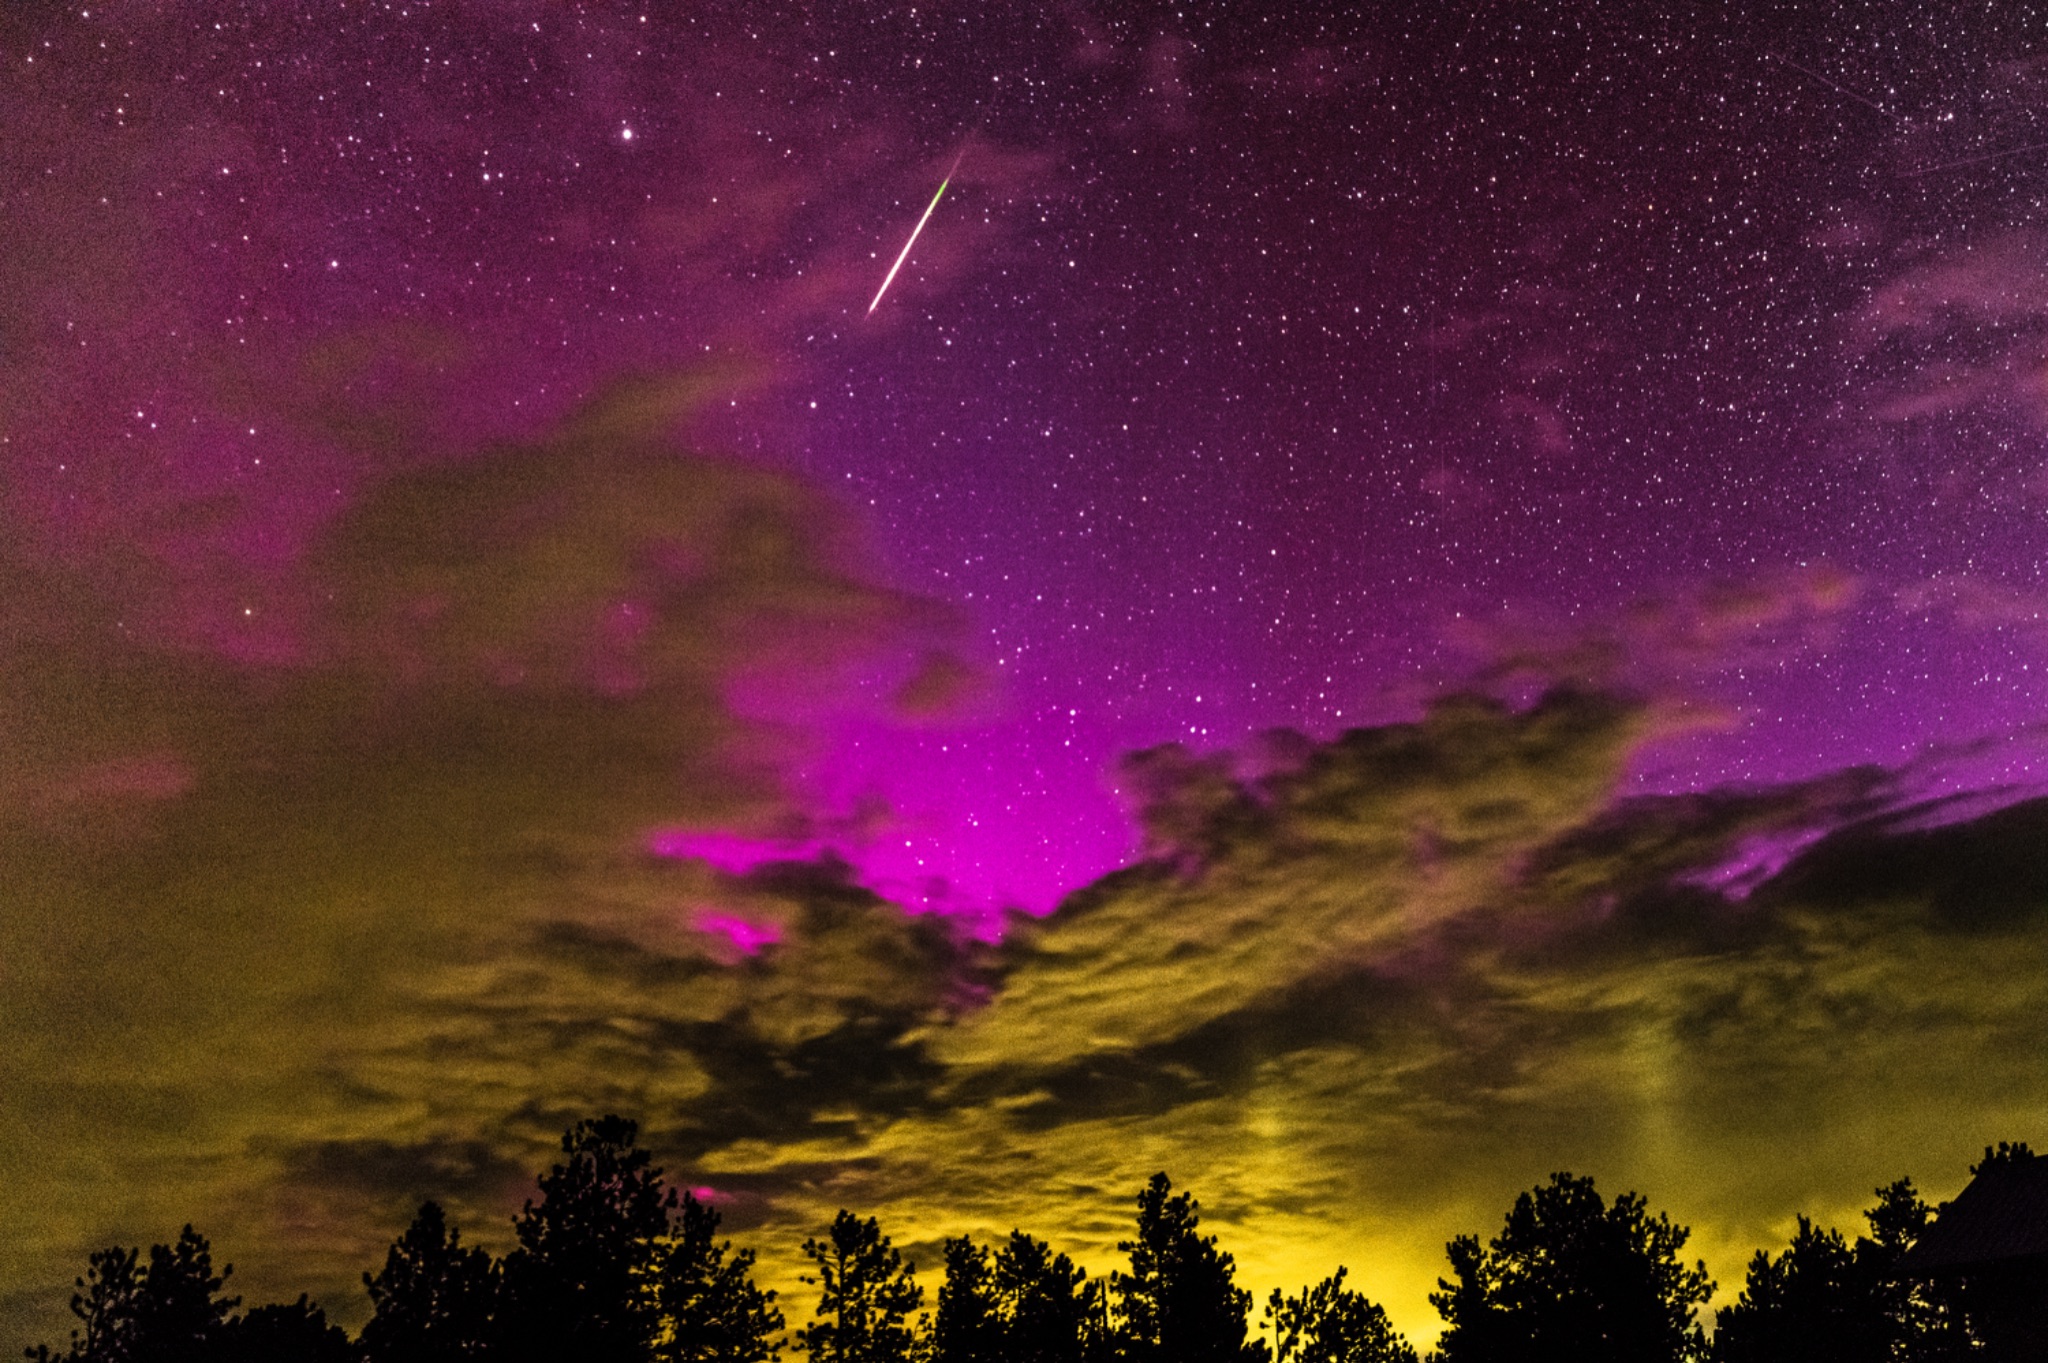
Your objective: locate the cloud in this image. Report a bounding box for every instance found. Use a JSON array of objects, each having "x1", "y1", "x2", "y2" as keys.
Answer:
[
  {"x1": 1855, "y1": 234, "x2": 2048, "y2": 343},
  {"x1": 1440, "y1": 565, "x2": 1861, "y2": 703},
  {"x1": 1846, "y1": 232, "x2": 2048, "y2": 496},
  {"x1": 1897, "y1": 572, "x2": 2048, "y2": 638},
  {"x1": 936, "y1": 691, "x2": 1645, "y2": 1071},
  {"x1": 893, "y1": 653, "x2": 989, "y2": 722},
  {"x1": 8, "y1": 625, "x2": 2048, "y2": 1349},
  {"x1": 631, "y1": 701, "x2": 2048, "y2": 1345},
  {"x1": 0, "y1": 372, "x2": 991, "y2": 1340},
  {"x1": 4, "y1": 467, "x2": 2040, "y2": 1355}
]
